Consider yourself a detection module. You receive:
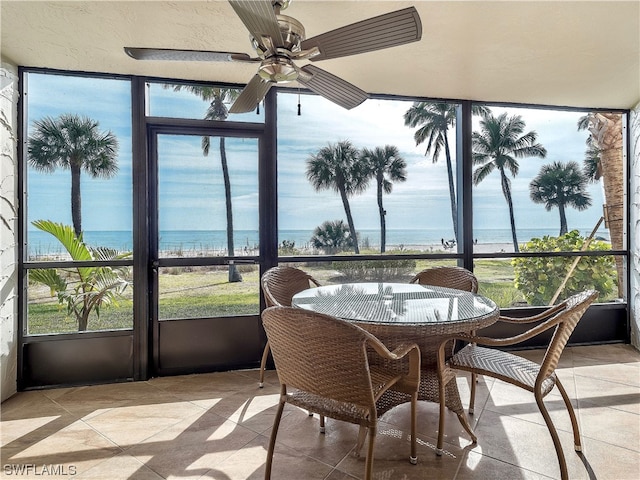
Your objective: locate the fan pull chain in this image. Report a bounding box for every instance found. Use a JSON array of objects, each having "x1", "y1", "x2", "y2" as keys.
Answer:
[
  {"x1": 256, "y1": 102, "x2": 260, "y2": 115},
  {"x1": 297, "y1": 89, "x2": 301, "y2": 116}
]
